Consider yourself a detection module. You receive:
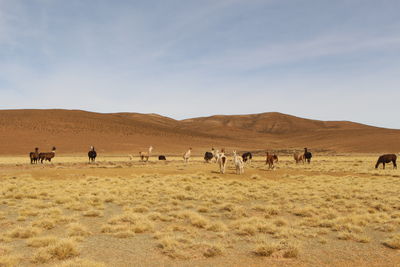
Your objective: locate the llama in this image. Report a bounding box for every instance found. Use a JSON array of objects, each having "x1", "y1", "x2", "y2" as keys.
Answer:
[
  {"x1": 375, "y1": 154, "x2": 397, "y2": 169},
  {"x1": 212, "y1": 148, "x2": 219, "y2": 162},
  {"x1": 204, "y1": 150, "x2": 214, "y2": 162},
  {"x1": 183, "y1": 148, "x2": 192, "y2": 163},
  {"x1": 294, "y1": 152, "x2": 305, "y2": 164},
  {"x1": 39, "y1": 147, "x2": 56, "y2": 163},
  {"x1": 88, "y1": 146, "x2": 97, "y2": 163},
  {"x1": 242, "y1": 152, "x2": 252, "y2": 163},
  {"x1": 139, "y1": 146, "x2": 153, "y2": 162},
  {"x1": 159, "y1": 155, "x2": 166, "y2": 160},
  {"x1": 233, "y1": 150, "x2": 244, "y2": 174},
  {"x1": 29, "y1": 147, "x2": 39, "y2": 164},
  {"x1": 266, "y1": 152, "x2": 278, "y2": 169},
  {"x1": 304, "y1": 148, "x2": 312, "y2": 164},
  {"x1": 217, "y1": 149, "x2": 227, "y2": 174}
]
